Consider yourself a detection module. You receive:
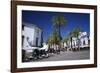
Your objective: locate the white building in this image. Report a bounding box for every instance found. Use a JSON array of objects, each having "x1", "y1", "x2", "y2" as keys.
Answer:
[
  {"x1": 63, "y1": 32, "x2": 89, "y2": 49},
  {"x1": 22, "y1": 22, "x2": 43, "y2": 52},
  {"x1": 78, "y1": 32, "x2": 89, "y2": 48}
]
